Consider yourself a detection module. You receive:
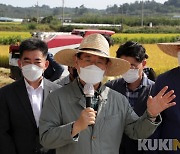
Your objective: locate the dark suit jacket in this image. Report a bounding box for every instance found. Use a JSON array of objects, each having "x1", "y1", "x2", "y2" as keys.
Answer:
[
  {"x1": 106, "y1": 77, "x2": 154, "y2": 154},
  {"x1": 152, "y1": 67, "x2": 180, "y2": 154},
  {"x1": 0, "y1": 78, "x2": 60, "y2": 154}
]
